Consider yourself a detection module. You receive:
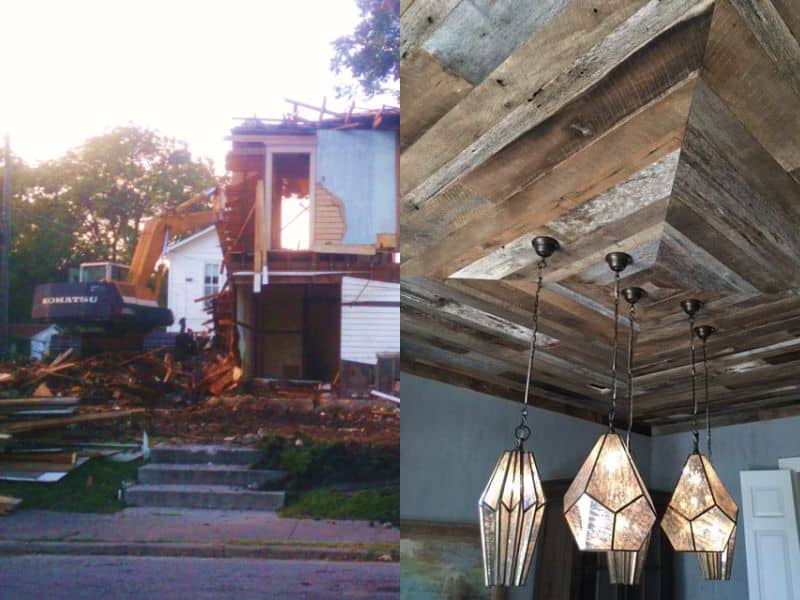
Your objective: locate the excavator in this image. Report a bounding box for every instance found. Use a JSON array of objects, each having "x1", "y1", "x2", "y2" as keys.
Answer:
[{"x1": 31, "y1": 188, "x2": 221, "y2": 353}]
